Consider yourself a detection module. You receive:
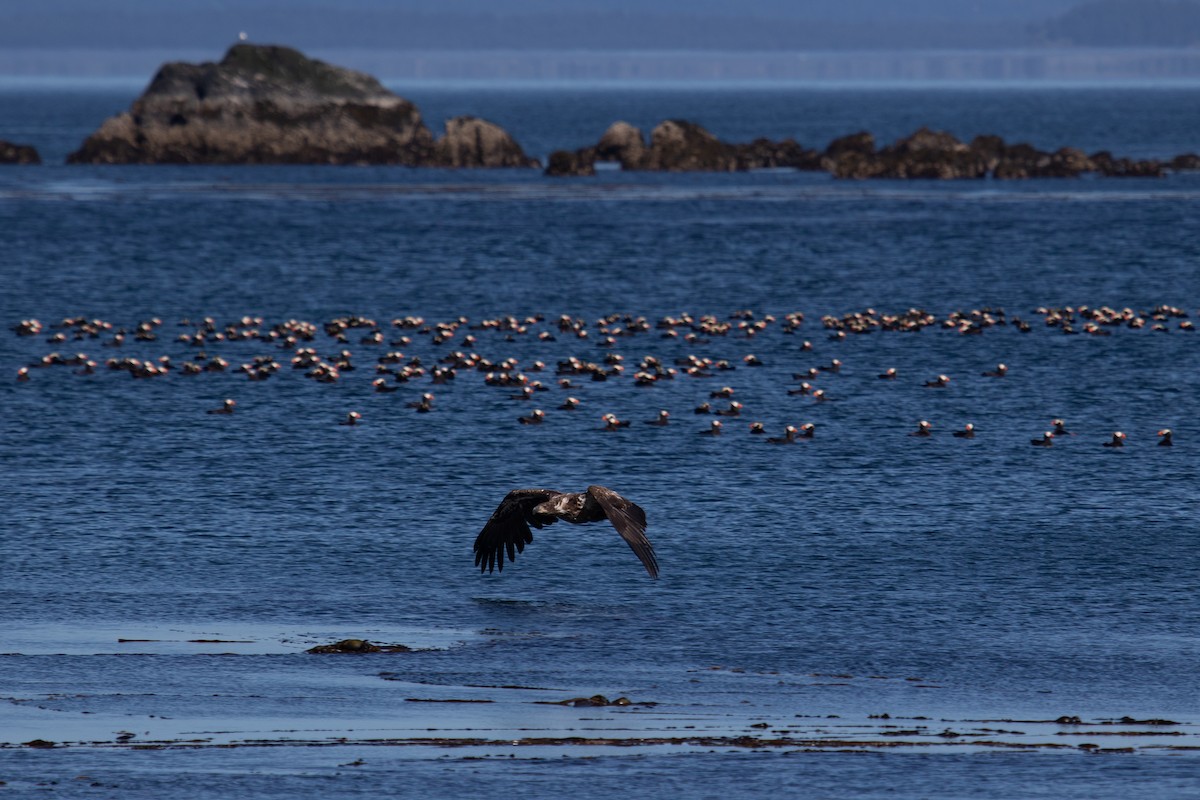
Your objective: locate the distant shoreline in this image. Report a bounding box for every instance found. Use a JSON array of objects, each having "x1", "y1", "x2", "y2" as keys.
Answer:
[{"x1": 5, "y1": 47, "x2": 1200, "y2": 83}]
